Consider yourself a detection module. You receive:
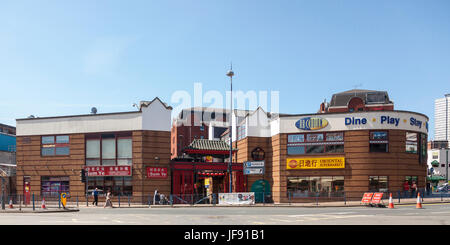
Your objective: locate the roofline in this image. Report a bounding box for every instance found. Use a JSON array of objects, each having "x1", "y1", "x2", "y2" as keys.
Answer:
[
  {"x1": 16, "y1": 111, "x2": 141, "y2": 121},
  {"x1": 277, "y1": 110, "x2": 429, "y2": 120}
]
